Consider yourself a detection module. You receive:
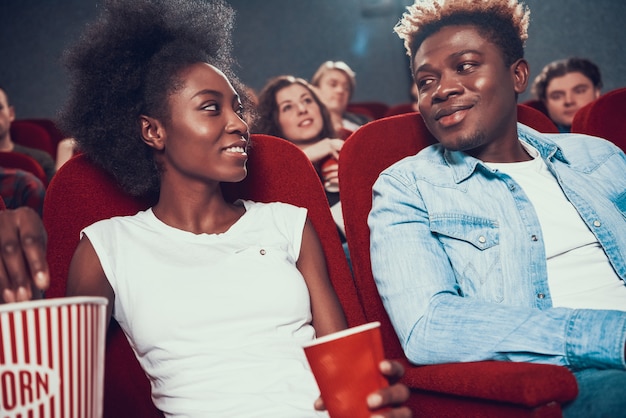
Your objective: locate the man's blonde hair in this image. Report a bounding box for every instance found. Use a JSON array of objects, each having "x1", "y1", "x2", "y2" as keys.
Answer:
[
  {"x1": 395, "y1": 0, "x2": 530, "y2": 62},
  {"x1": 310, "y1": 61, "x2": 357, "y2": 98}
]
